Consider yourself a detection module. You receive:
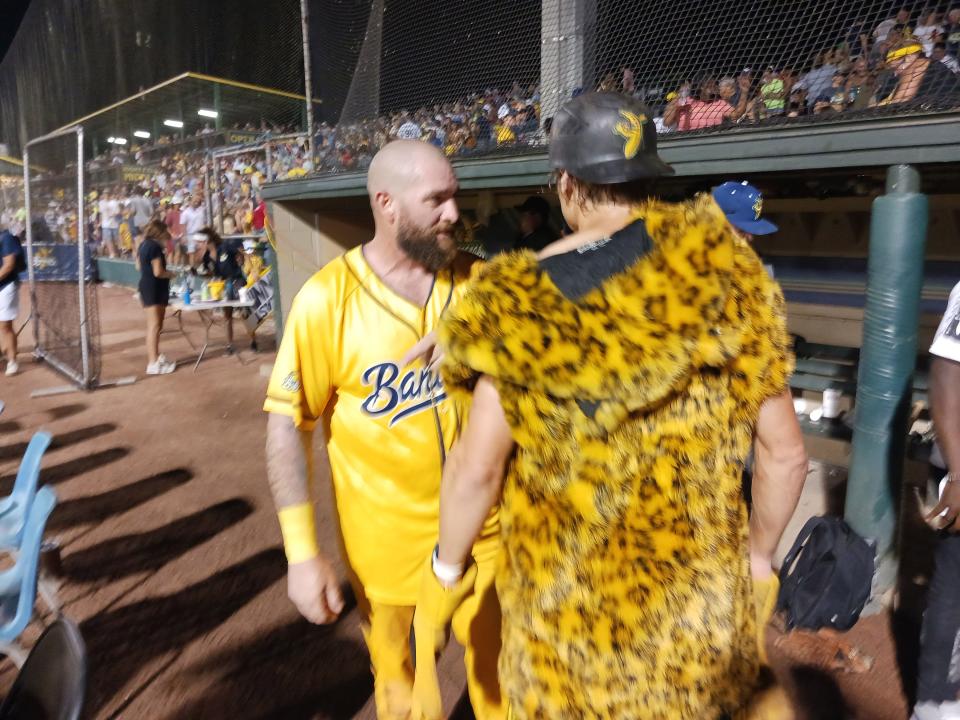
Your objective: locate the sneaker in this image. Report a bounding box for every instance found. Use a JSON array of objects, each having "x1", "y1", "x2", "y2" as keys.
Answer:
[
  {"x1": 224, "y1": 344, "x2": 235, "y2": 356},
  {"x1": 5, "y1": 361, "x2": 18, "y2": 377},
  {"x1": 145, "y1": 360, "x2": 176, "y2": 375},
  {"x1": 157, "y1": 354, "x2": 168, "y2": 364}
]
